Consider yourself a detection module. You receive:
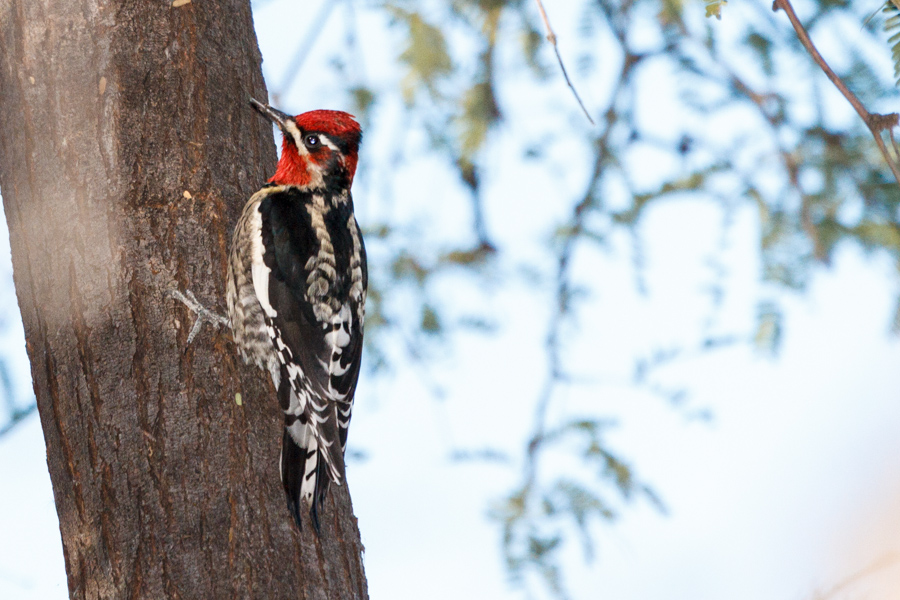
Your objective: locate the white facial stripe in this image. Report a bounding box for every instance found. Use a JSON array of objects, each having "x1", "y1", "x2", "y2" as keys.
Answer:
[
  {"x1": 283, "y1": 120, "x2": 304, "y2": 152},
  {"x1": 318, "y1": 135, "x2": 340, "y2": 152},
  {"x1": 283, "y1": 119, "x2": 340, "y2": 154}
]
